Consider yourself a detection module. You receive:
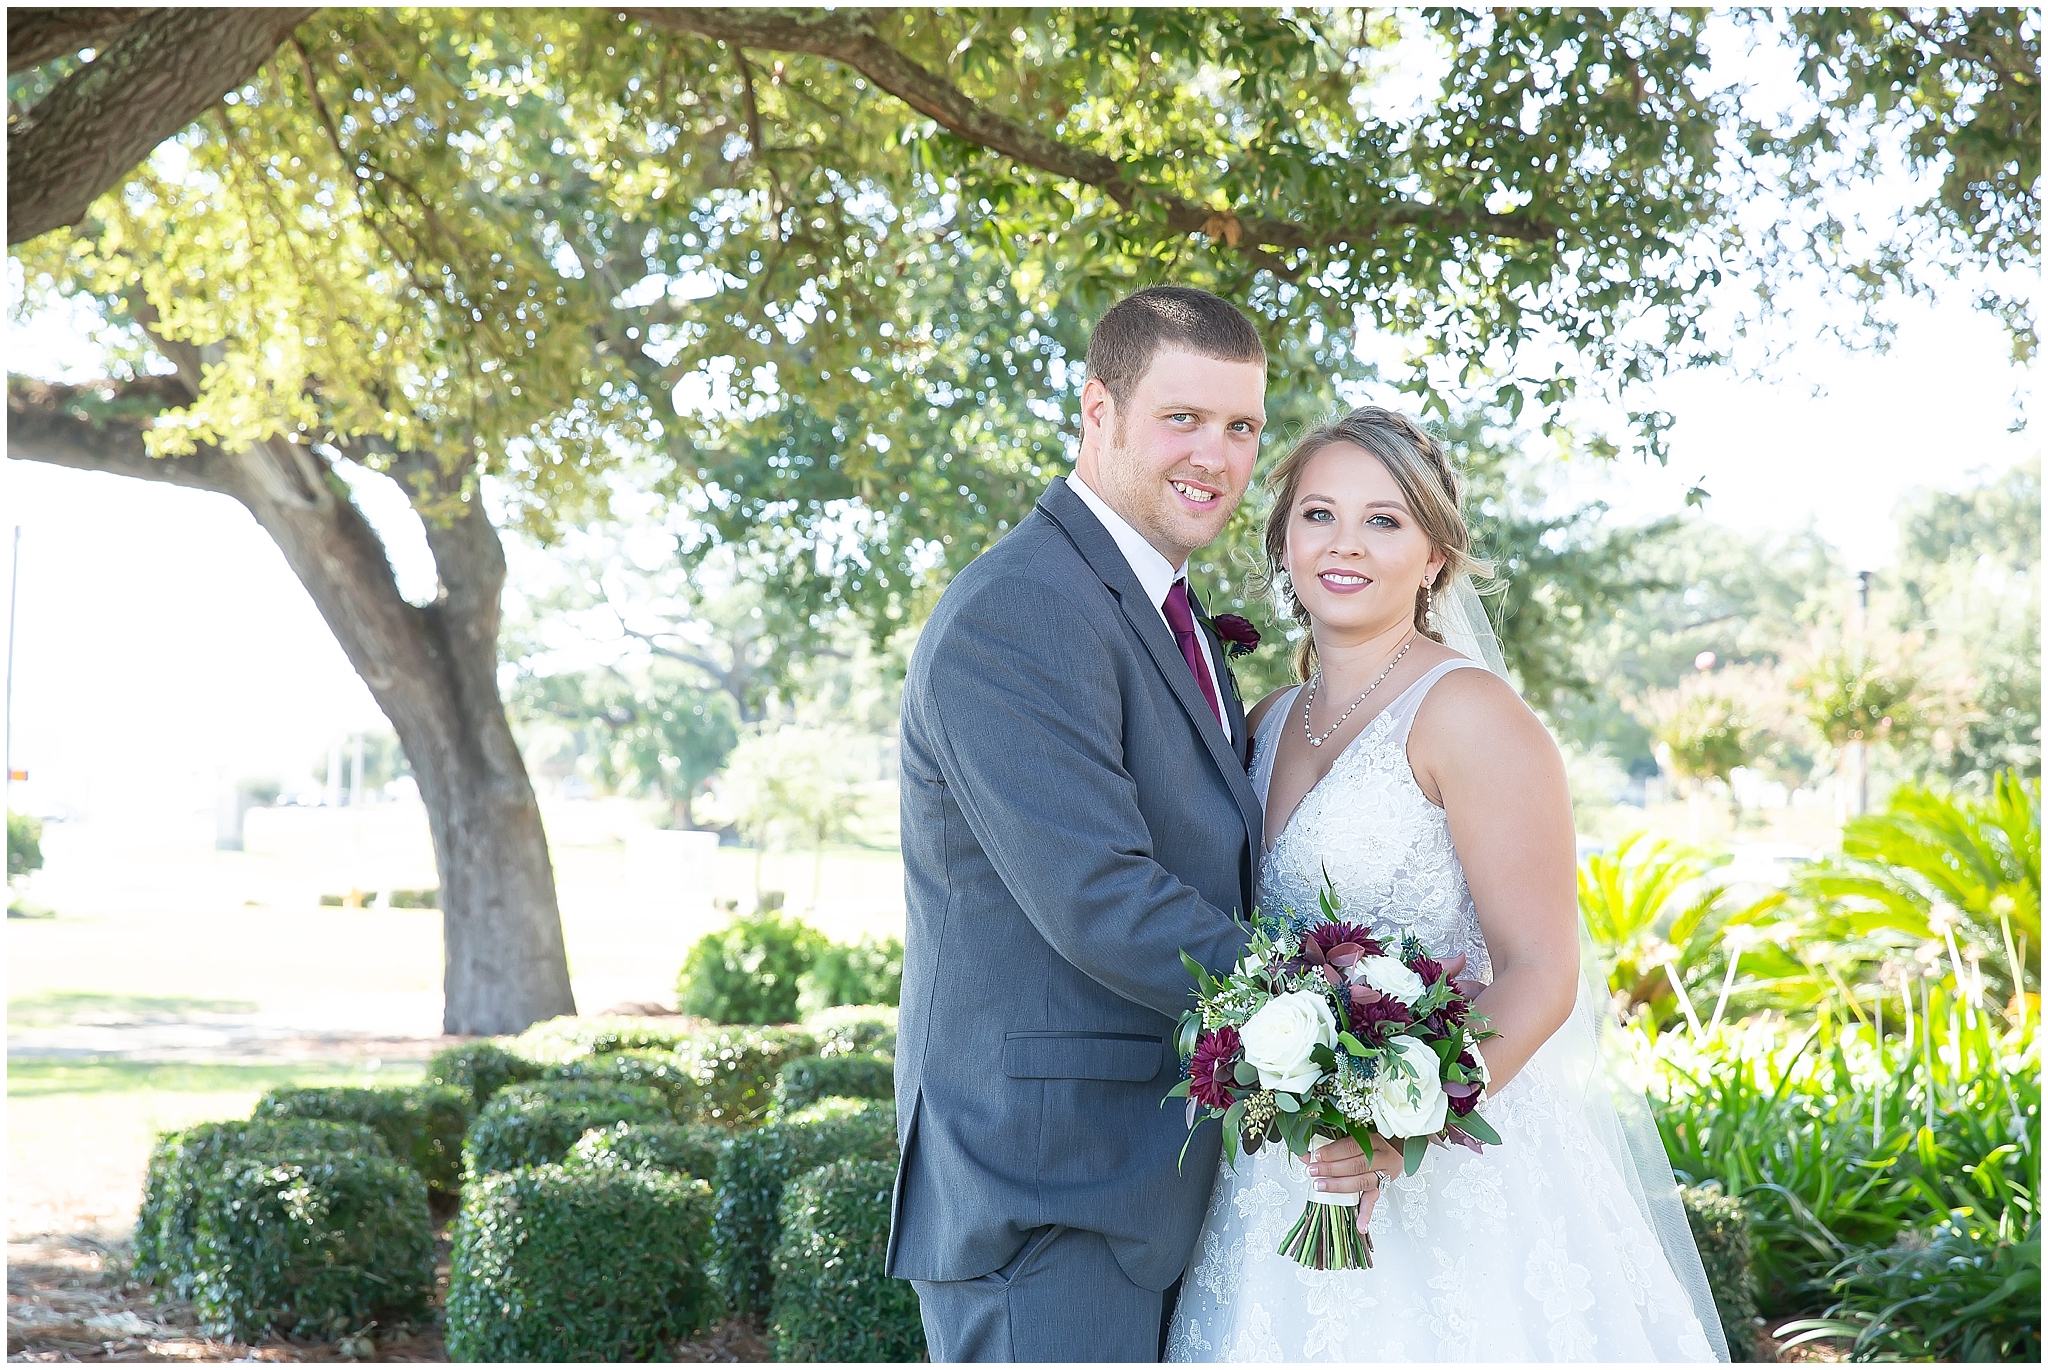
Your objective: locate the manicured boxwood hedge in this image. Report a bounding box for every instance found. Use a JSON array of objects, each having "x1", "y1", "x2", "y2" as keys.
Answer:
[
  {"x1": 252, "y1": 1084, "x2": 472, "y2": 1194},
  {"x1": 565, "y1": 1120, "x2": 727, "y2": 1184},
  {"x1": 677, "y1": 1025, "x2": 818, "y2": 1129},
  {"x1": 770, "y1": 1159, "x2": 926, "y2": 1362},
  {"x1": 805, "y1": 1004, "x2": 898, "y2": 1059},
  {"x1": 713, "y1": 1096, "x2": 898, "y2": 1319},
  {"x1": 1681, "y1": 1185, "x2": 1762, "y2": 1361},
  {"x1": 510, "y1": 1014, "x2": 704, "y2": 1064},
  {"x1": 445, "y1": 1164, "x2": 719, "y2": 1362},
  {"x1": 462, "y1": 1080, "x2": 673, "y2": 1177},
  {"x1": 189, "y1": 1150, "x2": 436, "y2": 1341},
  {"x1": 545, "y1": 1049, "x2": 701, "y2": 1115},
  {"x1": 772, "y1": 1052, "x2": 896, "y2": 1117},
  {"x1": 135, "y1": 1118, "x2": 388, "y2": 1296},
  {"x1": 426, "y1": 1040, "x2": 545, "y2": 1110}
]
